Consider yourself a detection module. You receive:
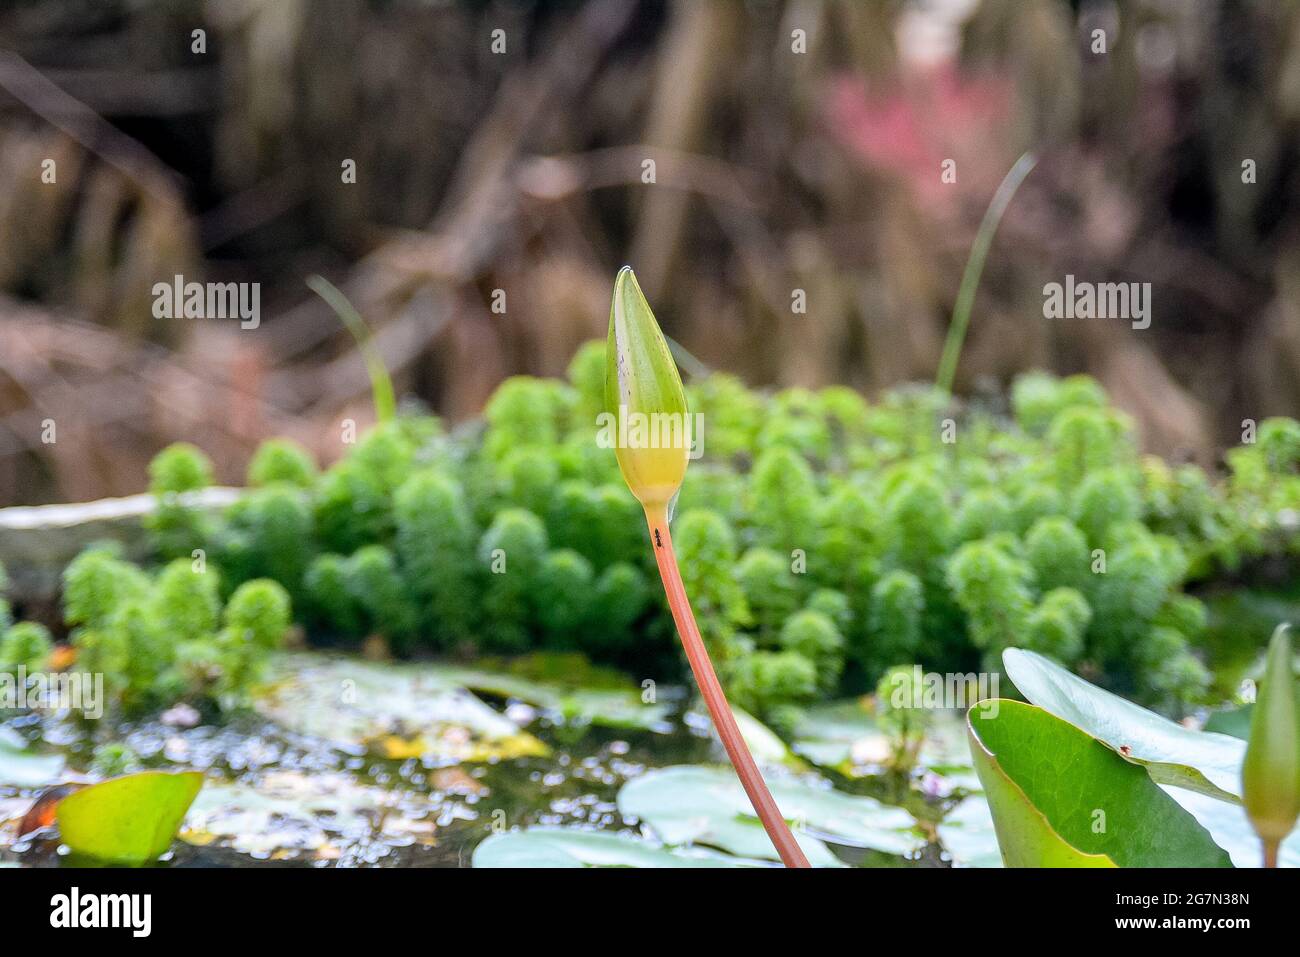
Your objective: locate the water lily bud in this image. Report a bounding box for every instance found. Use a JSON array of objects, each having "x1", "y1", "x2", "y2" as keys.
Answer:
[
  {"x1": 1242, "y1": 624, "x2": 1300, "y2": 862},
  {"x1": 604, "y1": 266, "x2": 690, "y2": 509}
]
